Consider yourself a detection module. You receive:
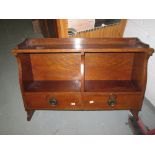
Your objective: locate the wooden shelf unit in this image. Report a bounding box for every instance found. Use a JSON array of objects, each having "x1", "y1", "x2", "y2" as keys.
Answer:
[{"x1": 13, "y1": 38, "x2": 154, "y2": 121}]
